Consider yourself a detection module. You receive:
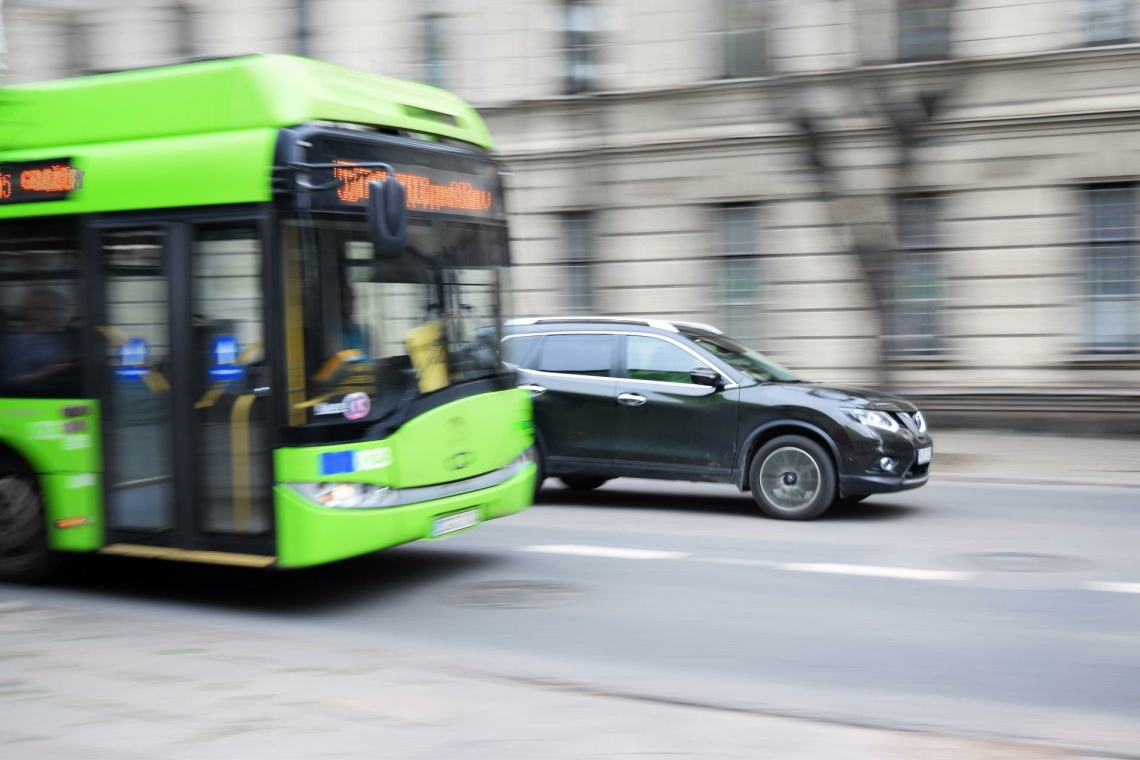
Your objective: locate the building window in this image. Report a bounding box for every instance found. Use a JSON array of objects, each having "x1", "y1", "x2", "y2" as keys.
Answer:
[
  {"x1": 1085, "y1": 185, "x2": 1139, "y2": 352},
  {"x1": 64, "y1": 13, "x2": 94, "y2": 76},
  {"x1": 723, "y1": 0, "x2": 766, "y2": 78},
  {"x1": 562, "y1": 212, "x2": 595, "y2": 313},
  {"x1": 296, "y1": 0, "x2": 312, "y2": 57},
  {"x1": 422, "y1": 4, "x2": 448, "y2": 89},
  {"x1": 892, "y1": 195, "x2": 943, "y2": 355},
  {"x1": 563, "y1": 0, "x2": 596, "y2": 94},
  {"x1": 1087, "y1": 0, "x2": 1135, "y2": 45},
  {"x1": 714, "y1": 205, "x2": 763, "y2": 349},
  {"x1": 173, "y1": 2, "x2": 195, "y2": 60},
  {"x1": 897, "y1": 0, "x2": 952, "y2": 62}
]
